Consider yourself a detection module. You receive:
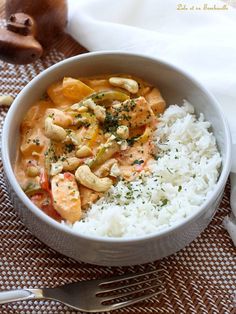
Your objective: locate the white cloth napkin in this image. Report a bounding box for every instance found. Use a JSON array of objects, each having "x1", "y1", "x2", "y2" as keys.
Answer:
[{"x1": 67, "y1": 0, "x2": 236, "y2": 245}]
